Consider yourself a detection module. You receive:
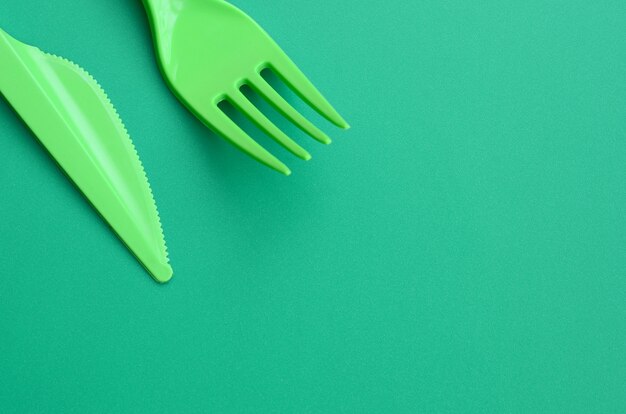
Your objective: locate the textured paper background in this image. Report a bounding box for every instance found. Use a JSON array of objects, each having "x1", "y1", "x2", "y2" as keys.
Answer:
[{"x1": 1, "y1": 1, "x2": 625, "y2": 412}]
